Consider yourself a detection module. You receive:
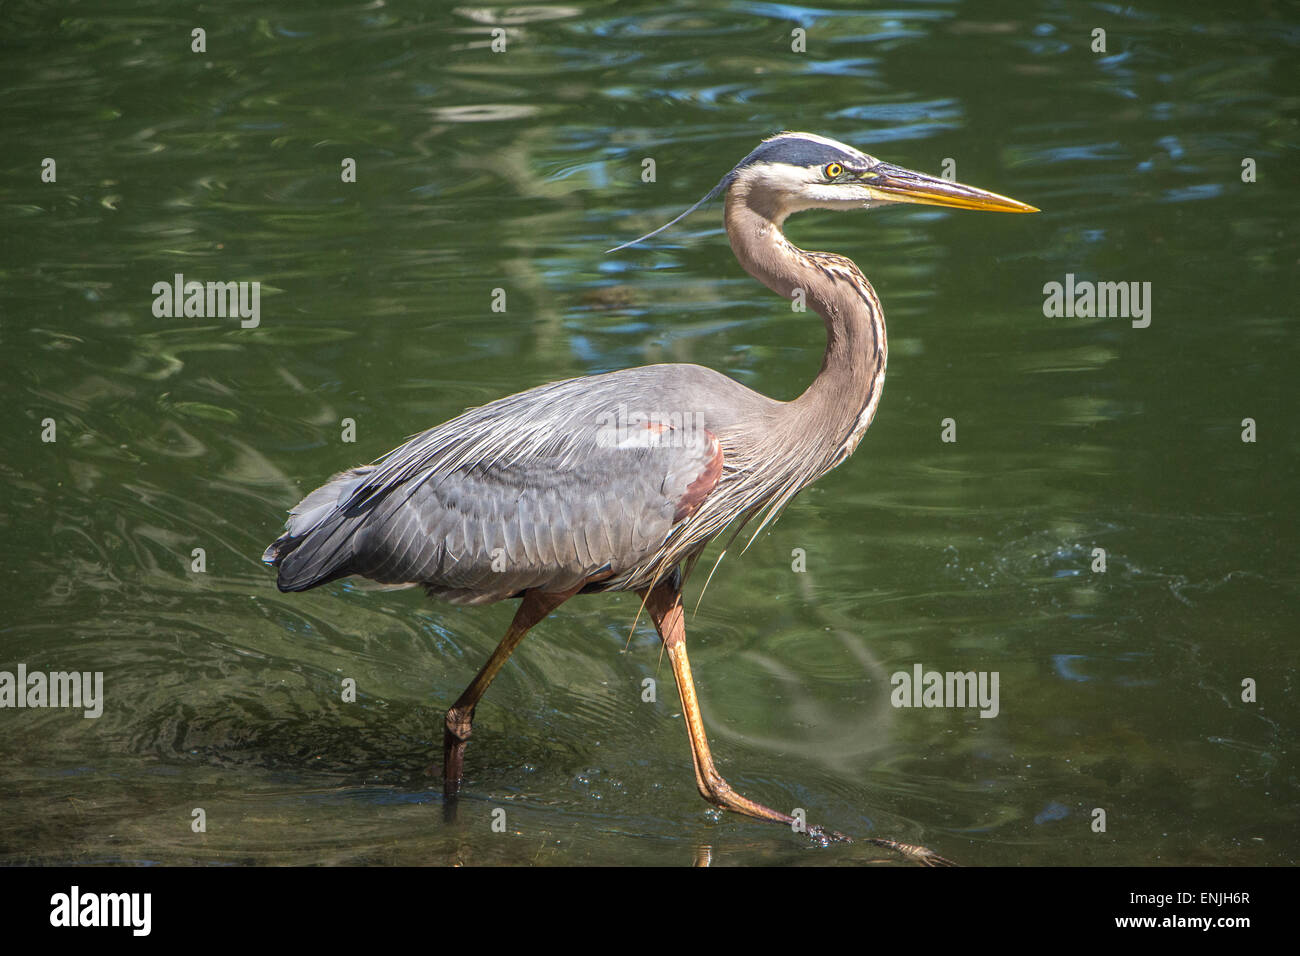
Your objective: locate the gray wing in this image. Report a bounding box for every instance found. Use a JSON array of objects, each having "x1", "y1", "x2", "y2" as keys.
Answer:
[{"x1": 264, "y1": 366, "x2": 738, "y2": 605}]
